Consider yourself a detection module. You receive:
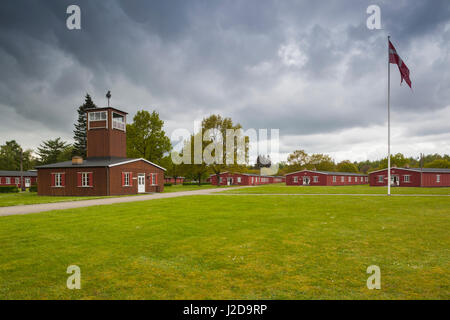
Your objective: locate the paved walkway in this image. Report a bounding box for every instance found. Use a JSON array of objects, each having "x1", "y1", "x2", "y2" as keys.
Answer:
[
  {"x1": 217, "y1": 193, "x2": 450, "y2": 197},
  {"x1": 0, "y1": 187, "x2": 250, "y2": 217},
  {"x1": 1, "y1": 188, "x2": 448, "y2": 217}
]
